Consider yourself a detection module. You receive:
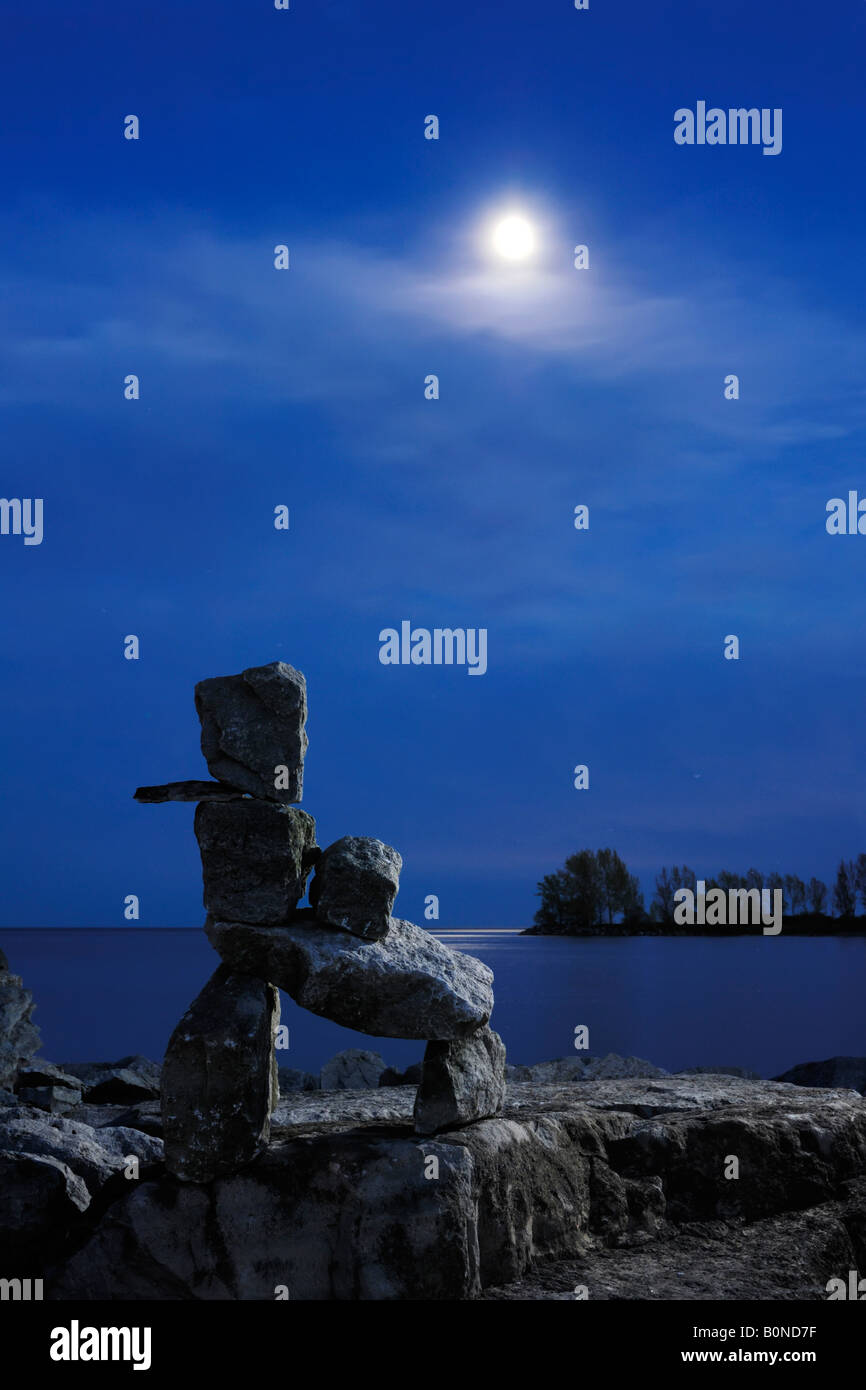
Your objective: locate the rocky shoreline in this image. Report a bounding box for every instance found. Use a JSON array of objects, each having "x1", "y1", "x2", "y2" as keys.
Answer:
[
  {"x1": 2, "y1": 1034, "x2": 865, "y2": 1300},
  {"x1": 2, "y1": 660, "x2": 864, "y2": 1300}
]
